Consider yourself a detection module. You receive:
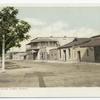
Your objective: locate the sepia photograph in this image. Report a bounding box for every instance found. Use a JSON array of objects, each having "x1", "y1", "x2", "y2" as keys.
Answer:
[{"x1": 0, "y1": 1, "x2": 100, "y2": 97}]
